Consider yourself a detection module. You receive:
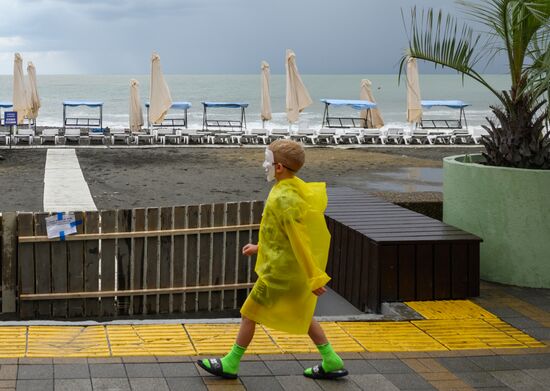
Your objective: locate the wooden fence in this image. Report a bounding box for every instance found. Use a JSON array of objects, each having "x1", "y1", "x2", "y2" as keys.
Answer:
[{"x1": 1, "y1": 201, "x2": 263, "y2": 319}]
